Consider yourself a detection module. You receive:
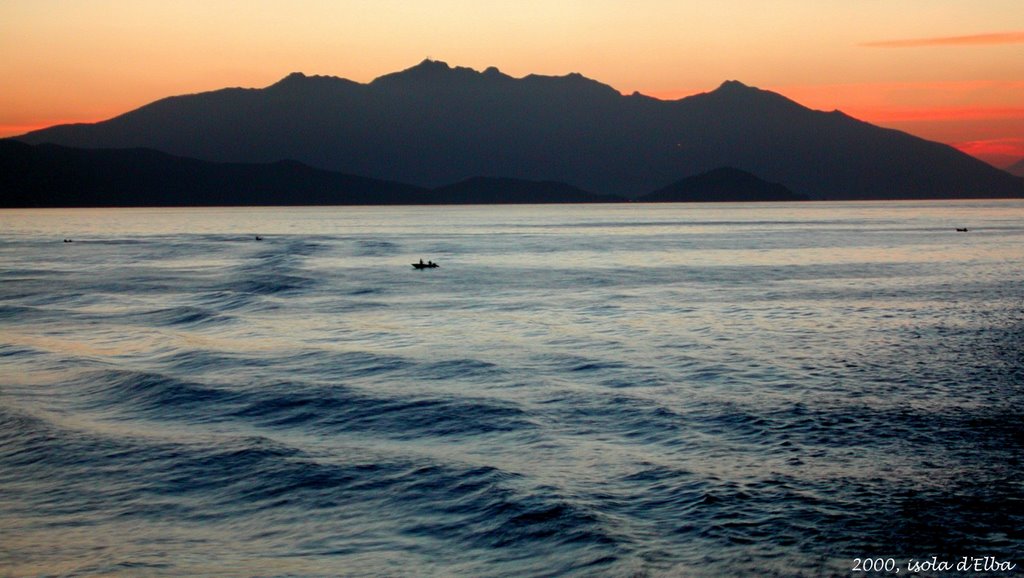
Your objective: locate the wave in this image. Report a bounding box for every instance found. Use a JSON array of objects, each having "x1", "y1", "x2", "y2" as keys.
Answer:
[
  {"x1": 62, "y1": 363, "x2": 532, "y2": 440},
  {"x1": 69, "y1": 369, "x2": 242, "y2": 418},
  {"x1": 233, "y1": 380, "x2": 534, "y2": 439},
  {"x1": 0, "y1": 402, "x2": 619, "y2": 575},
  {"x1": 227, "y1": 272, "x2": 314, "y2": 296},
  {"x1": 129, "y1": 305, "x2": 232, "y2": 327},
  {"x1": 352, "y1": 239, "x2": 401, "y2": 256}
]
